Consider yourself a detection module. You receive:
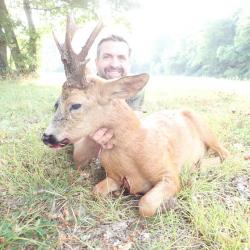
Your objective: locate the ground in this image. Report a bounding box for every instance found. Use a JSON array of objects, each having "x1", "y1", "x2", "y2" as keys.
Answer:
[{"x1": 0, "y1": 75, "x2": 249, "y2": 249}]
